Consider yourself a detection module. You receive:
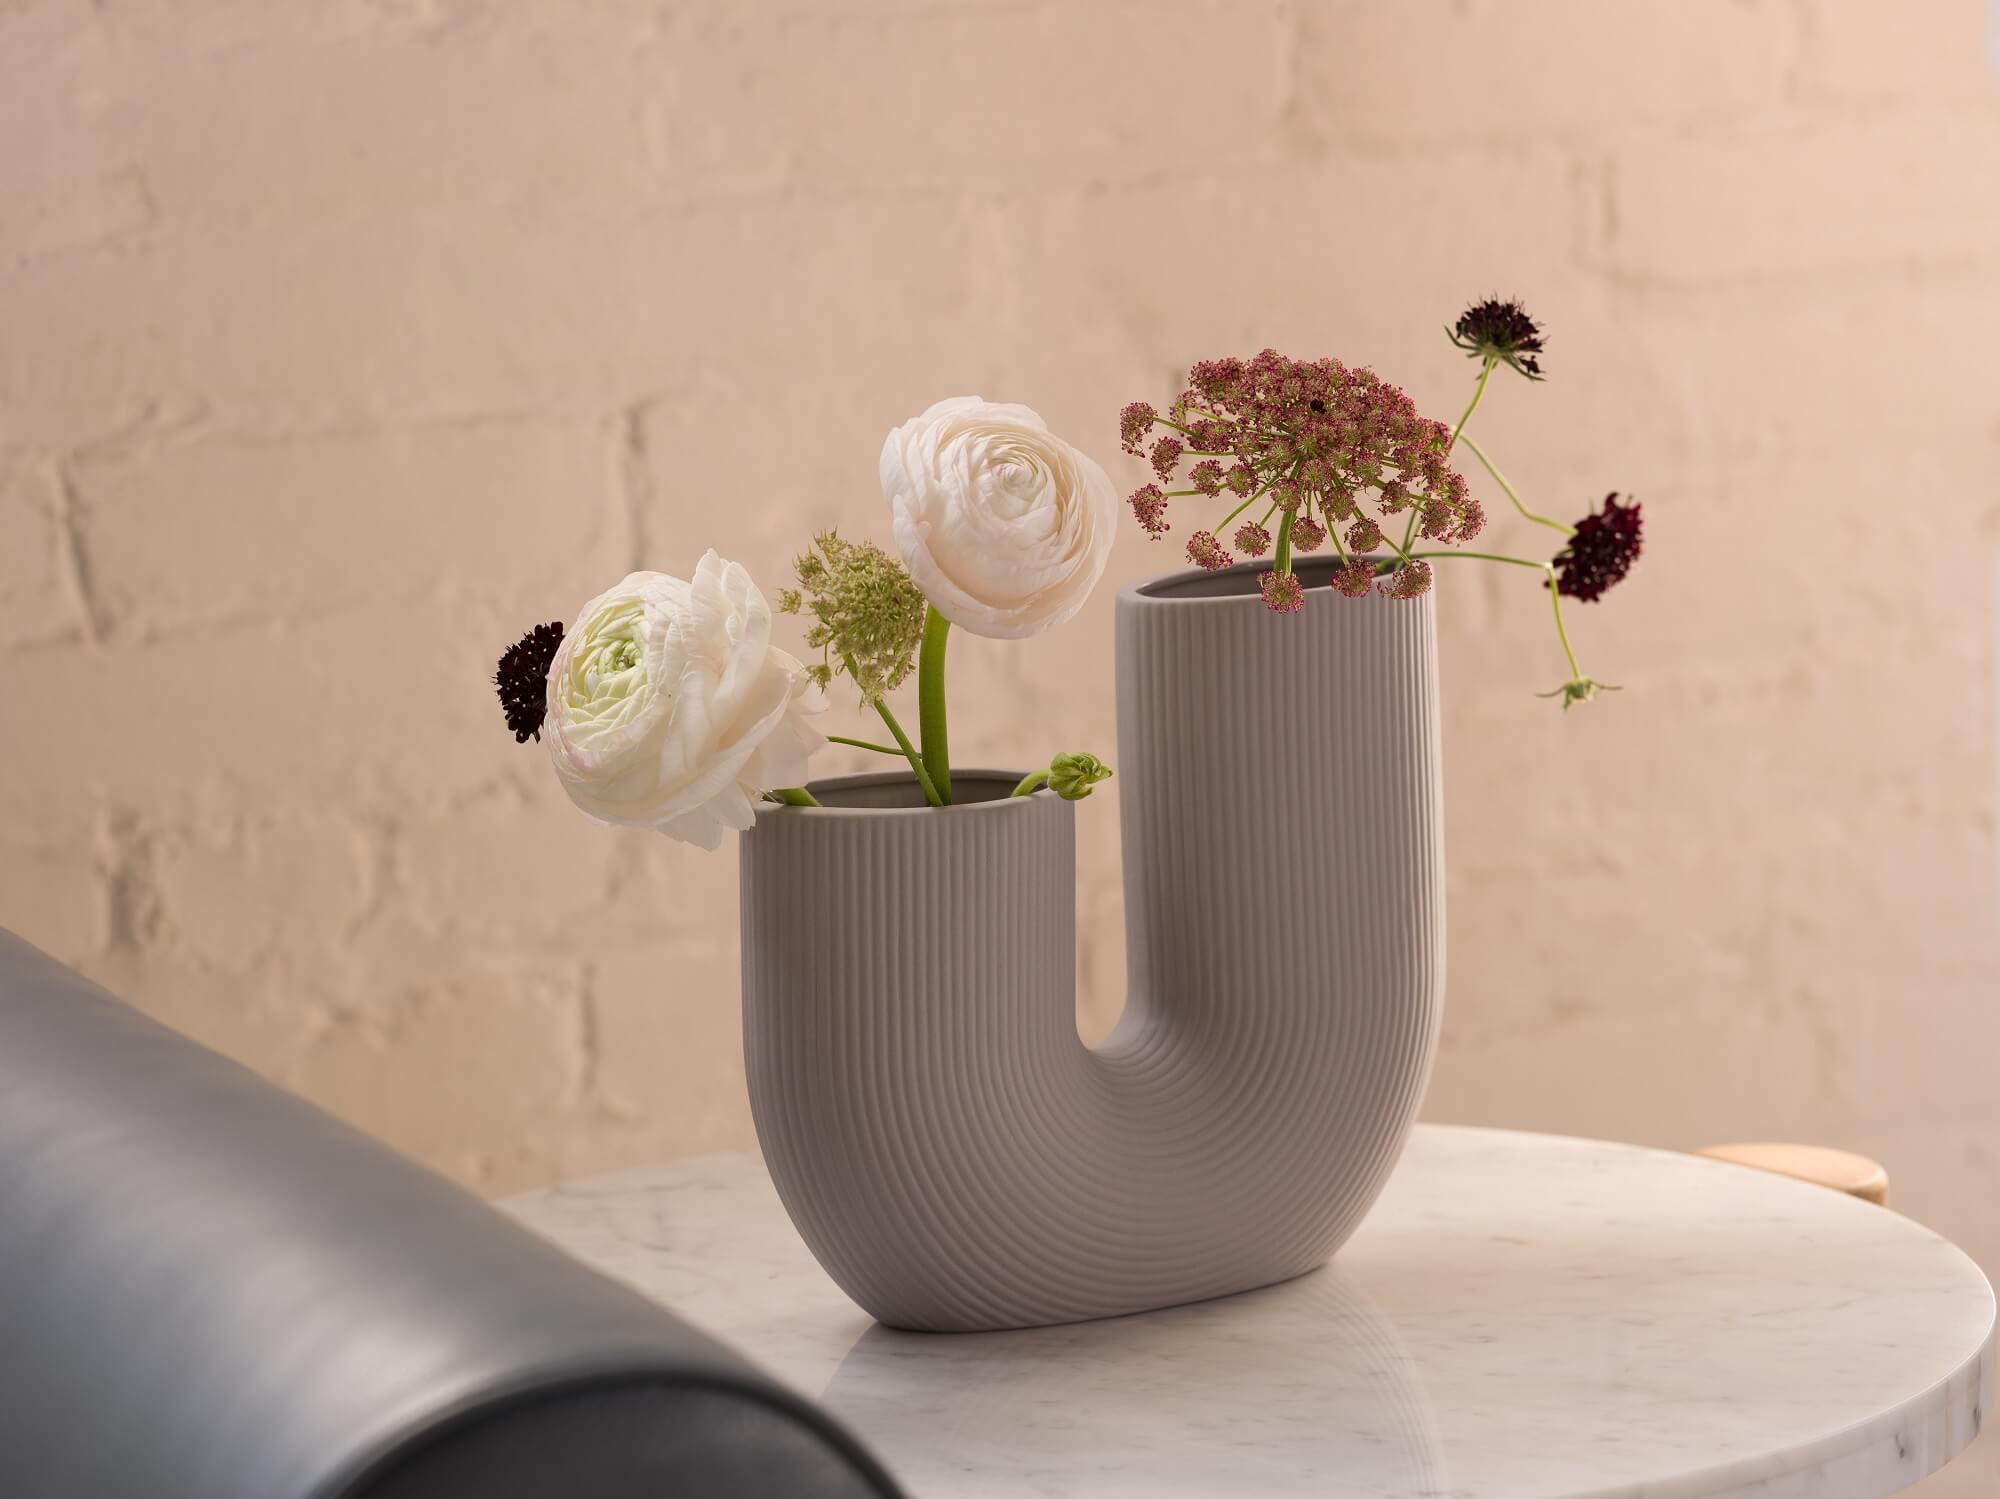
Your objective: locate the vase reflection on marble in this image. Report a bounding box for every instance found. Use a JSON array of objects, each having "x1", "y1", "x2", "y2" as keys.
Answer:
[{"x1": 738, "y1": 557, "x2": 1445, "y2": 1332}]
